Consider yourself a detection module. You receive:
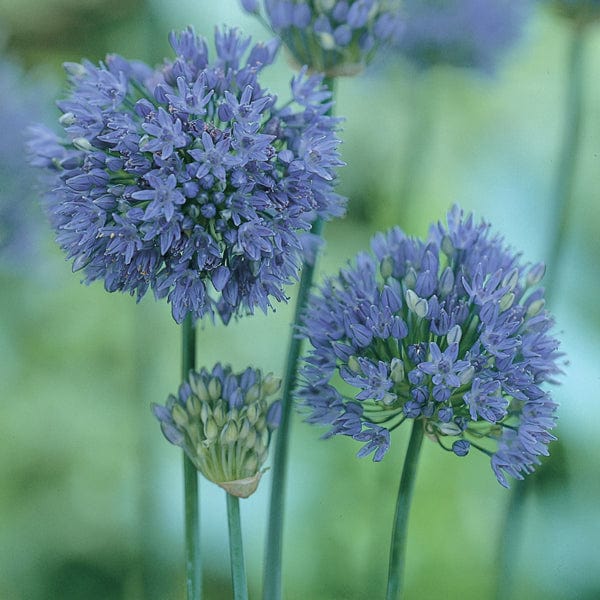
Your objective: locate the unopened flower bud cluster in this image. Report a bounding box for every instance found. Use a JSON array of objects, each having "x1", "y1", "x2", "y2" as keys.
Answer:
[{"x1": 153, "y1": 364, "x2": 281, "y2": 497}]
